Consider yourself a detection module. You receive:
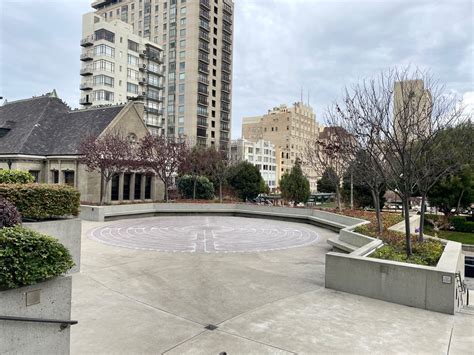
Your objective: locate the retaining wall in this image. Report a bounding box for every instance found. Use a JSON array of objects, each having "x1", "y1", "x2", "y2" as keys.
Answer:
[
  {"x1": 325, "y1": 241, "x2": 464, "y2": 314},
  {"x1": 24, "y1": 219, "x2": 82, "y2": 273},
  {"x1": 0, "y1": 276, "x2": 73, "y2": 354}
]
